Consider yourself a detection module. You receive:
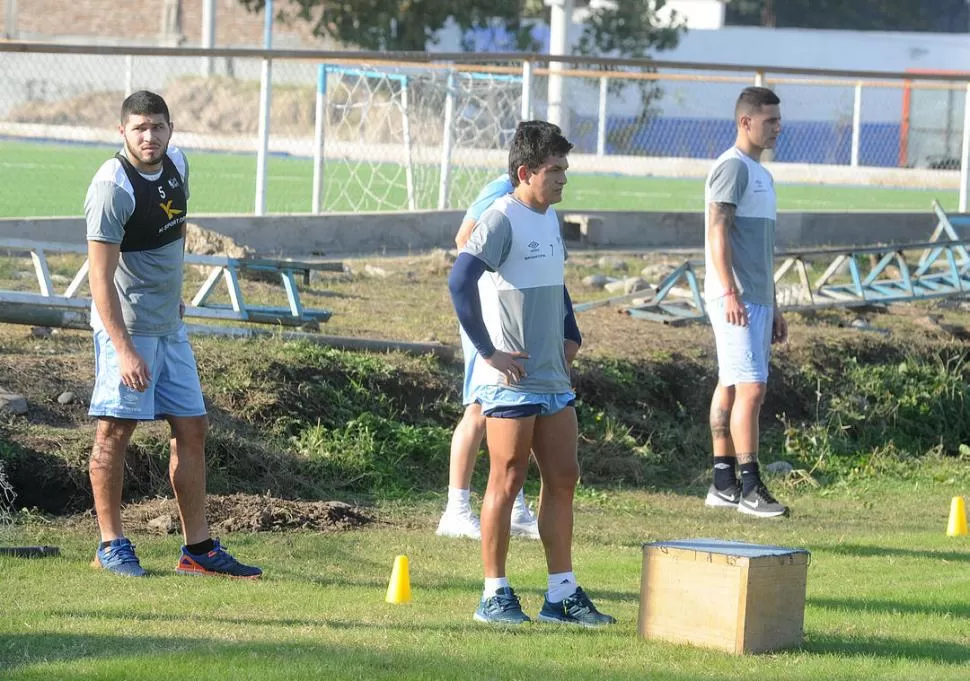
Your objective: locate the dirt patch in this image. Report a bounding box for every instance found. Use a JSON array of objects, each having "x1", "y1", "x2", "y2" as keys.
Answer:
[
  {"x1": 120, "y1": 493, "x2": 372, "y2": 534},
  {"x1": 0, "y1": 352, "x2": 93, "y2": 429}
]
